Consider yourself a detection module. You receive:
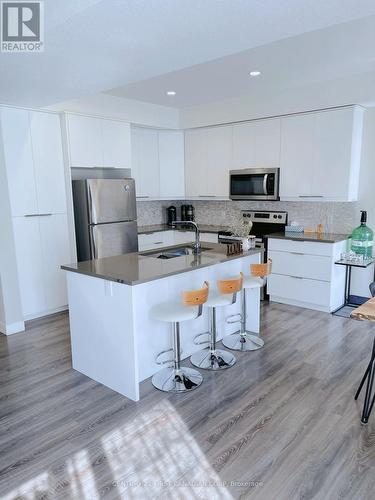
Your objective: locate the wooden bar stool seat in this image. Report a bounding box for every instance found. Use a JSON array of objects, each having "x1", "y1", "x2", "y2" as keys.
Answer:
[
  {"x1": 223, "y1": 259, "x2": 272, "y2": 352},
  {"x1": 150, "y1": 281, "x2": 209, "y2": 393},
  {"x1": 190, "y1": 273, "x2": 242, "y2": 371}
]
